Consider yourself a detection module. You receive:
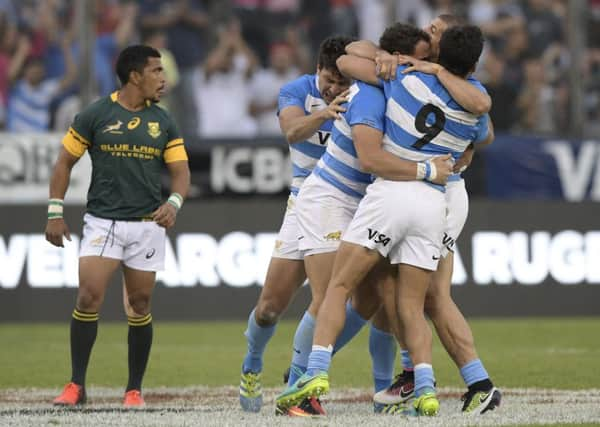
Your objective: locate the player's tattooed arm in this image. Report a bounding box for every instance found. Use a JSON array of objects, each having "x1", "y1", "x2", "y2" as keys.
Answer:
[
  {"x1": 336, "y1": 55, "x2": 380, "y2": 86},
  {"x1": 152, "y1": 160, "x2": 190, "y2": 229},
  {"x1": 396, "y1": 55, "x2": 492, "y2": 115},
  {"x1": 45, "y1": 147, "x2": 80, "y2": 247},
  {"x1": 279, "y1": 91, "x2": 349, "y2": 143},
  {"x1": 353, "y1": 125, "x2": 452, "y2": 185}
]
